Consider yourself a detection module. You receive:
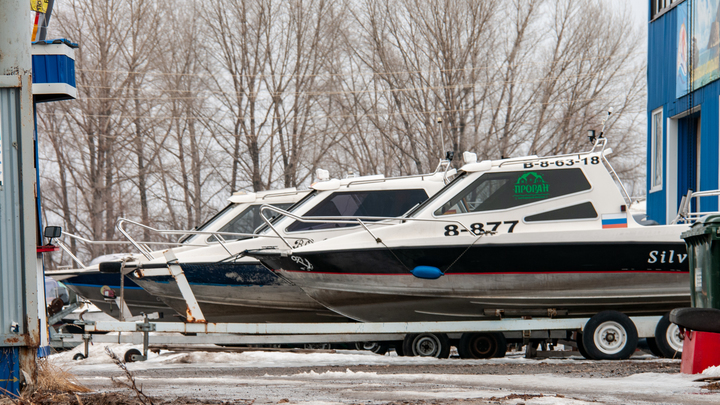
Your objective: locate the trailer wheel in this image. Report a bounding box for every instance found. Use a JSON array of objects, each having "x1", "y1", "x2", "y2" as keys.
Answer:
[
  {"x1": 393, "y1": 341, "x2": 406, "y2": 356},
  {"x1": 72, "y1": 353, "x2": 86, "y2": 361},
  {"x1": 575, "y1": 332, "x2": 592, "y2": 359},
  {"x1": 354, "y1": 341, "x2": 389, "y2": 355},
  {"x1": 494, "y1": 333, "x2": 508, "y2": 358},
  {"x1": 654, "y1": 313, "x2": 683, "y2": 359},
  {"x1": 403, "y1": 333, "x2": 450, "y2": 358},
  {"x1": 582, "y1": 311, "x2": 638, "y2": 360},
  {"x1": 124, "y1": 348, "x2": 142, "y2": 363},
  {"x1": 303, "y1": 343, "x2": 331, "y2": 350},
  {"x1": 457, "y1": 332, "x2": 506, "y2": 359},
  {"x1": 645, "y1": 338, "x2": 663, "y2": 357}
]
